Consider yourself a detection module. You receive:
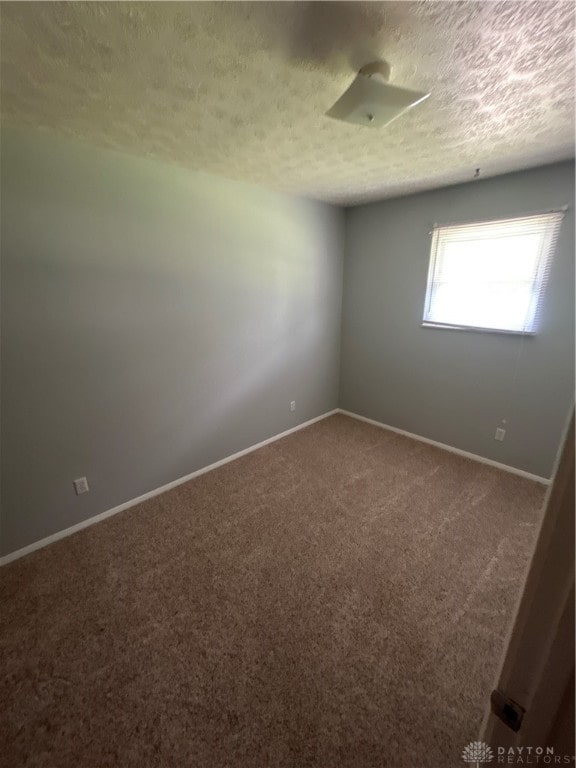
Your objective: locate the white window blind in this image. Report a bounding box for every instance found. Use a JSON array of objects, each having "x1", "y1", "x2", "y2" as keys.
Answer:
[{"x1": 422, "y1": 211, "x2": 564, "y2": 334}]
